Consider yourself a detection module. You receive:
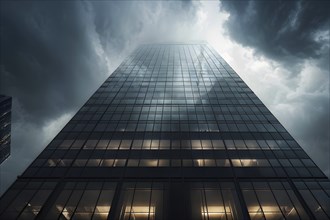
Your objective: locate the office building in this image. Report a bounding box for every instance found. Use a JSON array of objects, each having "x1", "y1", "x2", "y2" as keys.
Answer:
[
  {"x1": 0, "y1": 95, "x2": 11, "y2": 164},
  {"x1": 0, "y1": 44, "x2": 329, "y2": 219}
]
